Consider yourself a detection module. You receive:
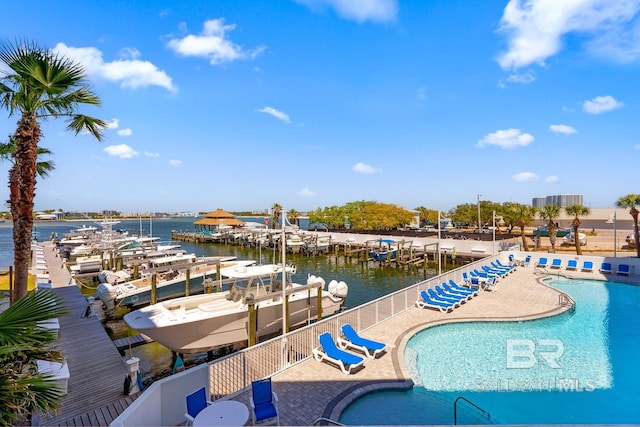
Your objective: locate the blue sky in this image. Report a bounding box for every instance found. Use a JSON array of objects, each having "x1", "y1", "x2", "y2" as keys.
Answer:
[{"x1": 1, "y1": 0, "x2": 639, "y2": 214}]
